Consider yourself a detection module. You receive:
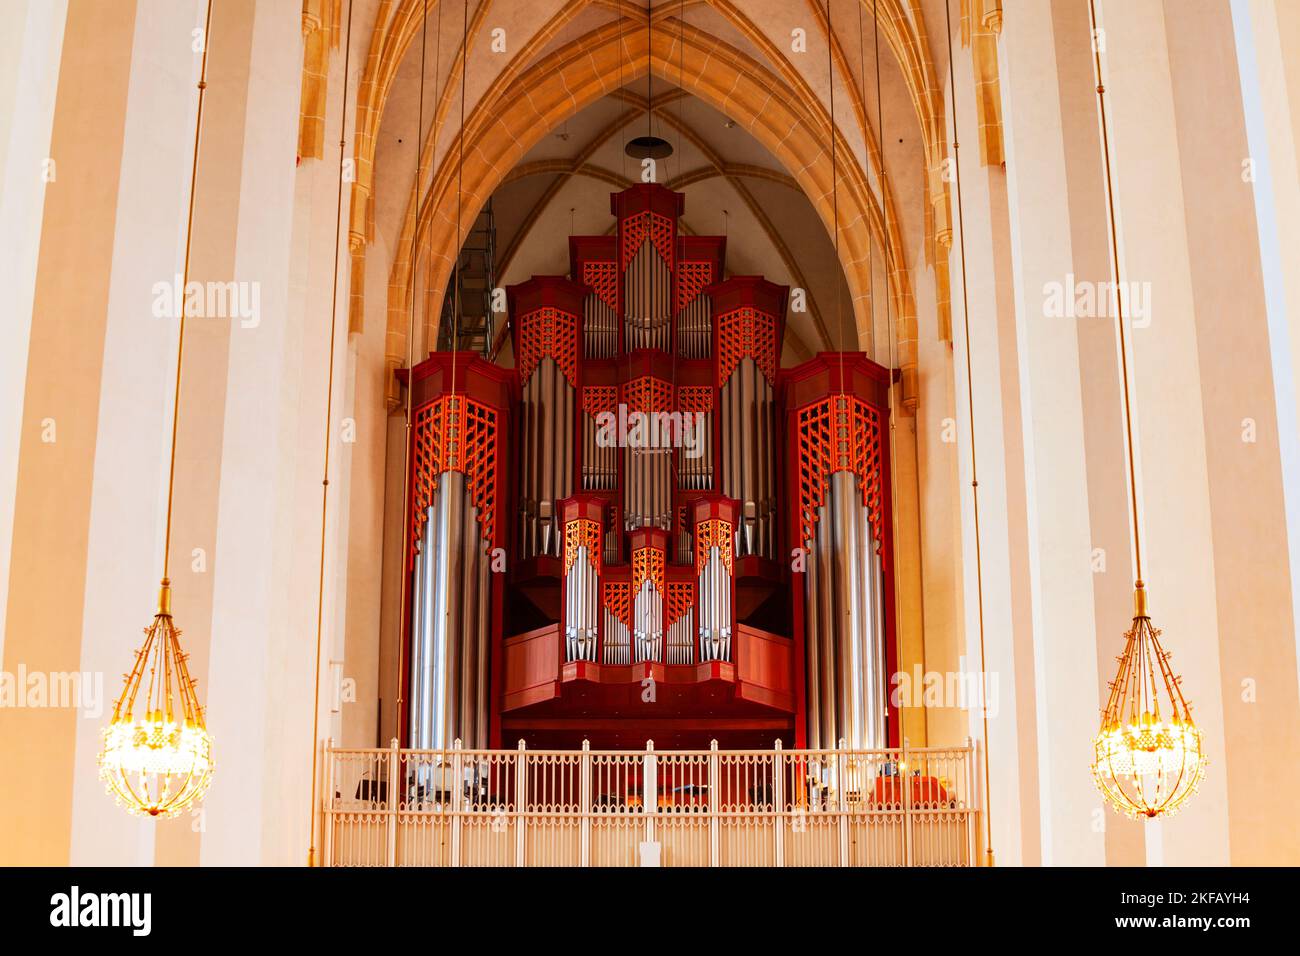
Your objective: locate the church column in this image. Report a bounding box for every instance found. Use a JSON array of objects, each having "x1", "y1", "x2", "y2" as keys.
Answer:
[
  {"x1": 944, "y1": 11, "x2": 1035, "y2": 867},
  {"x1": 0, "y1": 0, "x2": 67, "y2": 668},
  {"x1": 996, "y1": 0, "x2": 1105, "y2": 866},
  {"x1": 1168, "y1": 0, "x2": 1300, "y2": 865},
  {"x1": 0, "y1": 0, "x2": 136, "y2": 866},
  {"x1": 198, "y1": 0, "x2": 312, "y2": 865}
]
